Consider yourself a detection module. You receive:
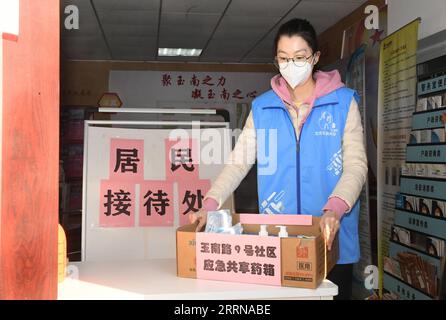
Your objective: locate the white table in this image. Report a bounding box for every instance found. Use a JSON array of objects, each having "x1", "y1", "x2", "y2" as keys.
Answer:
[{"x1": 58, "y1": 259, "x2": 338, "y2": 300}]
